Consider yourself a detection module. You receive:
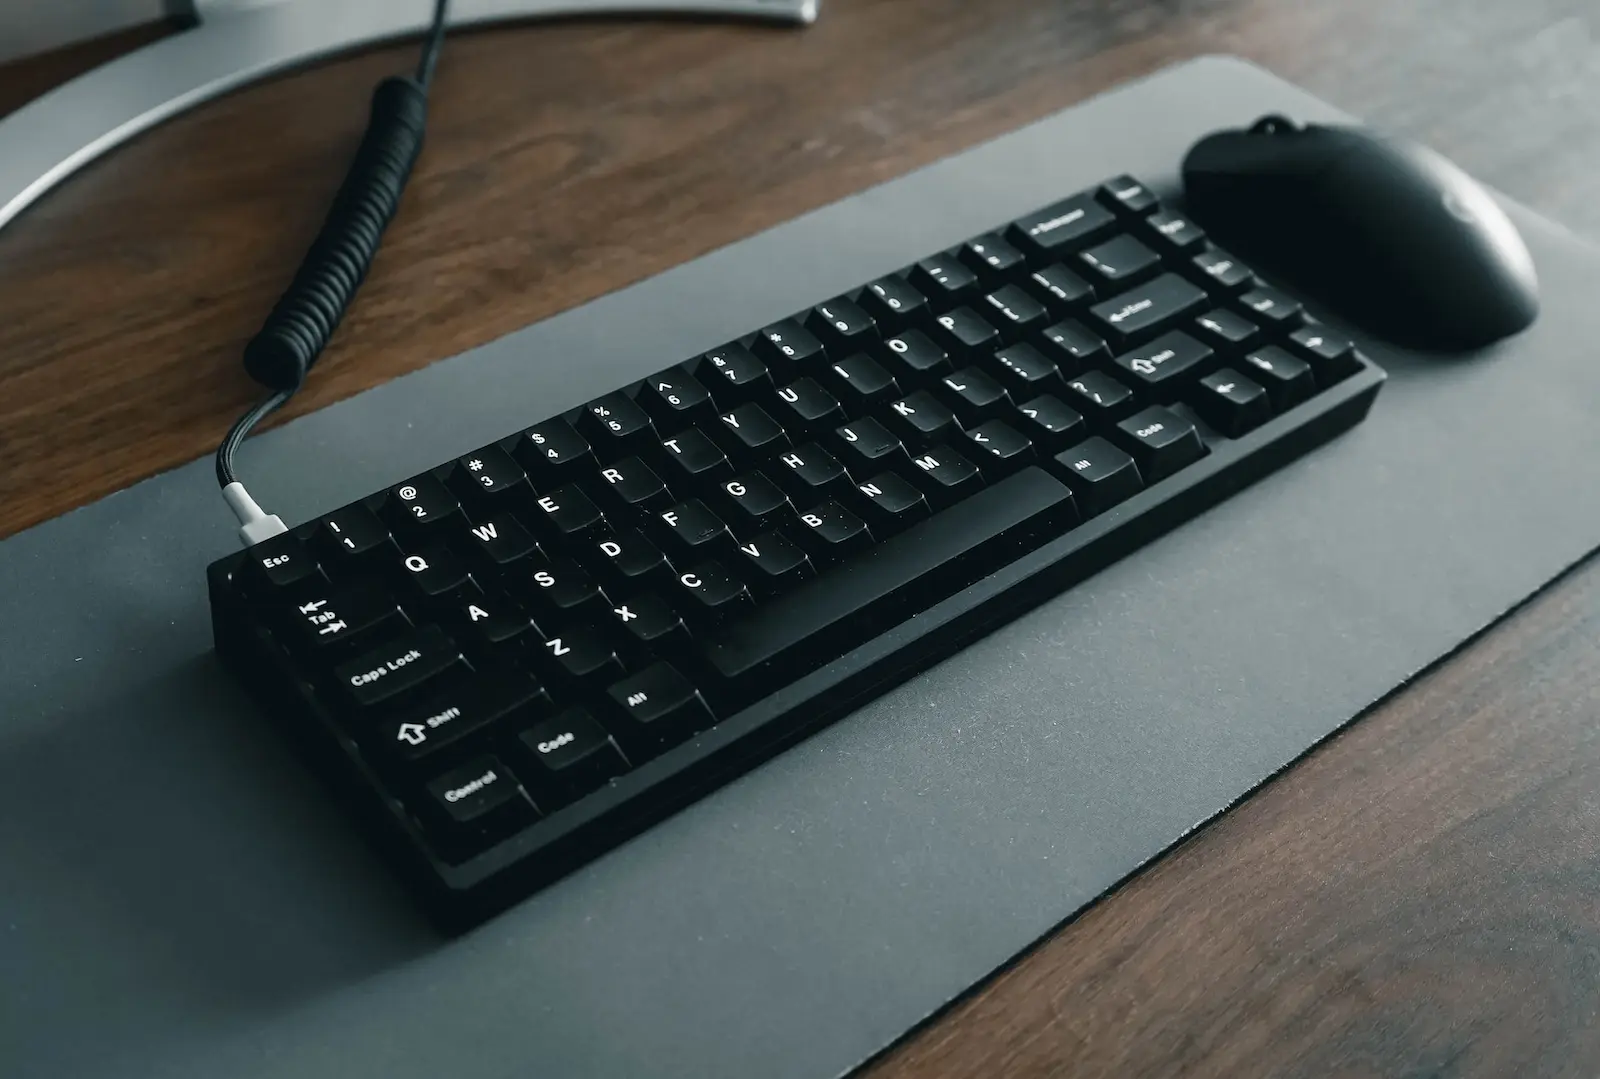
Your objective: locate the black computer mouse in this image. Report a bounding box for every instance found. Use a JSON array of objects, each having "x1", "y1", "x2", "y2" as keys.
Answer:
[{"x1": 1182, "y1": 116, "x2": 1538, "y2": 352}]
